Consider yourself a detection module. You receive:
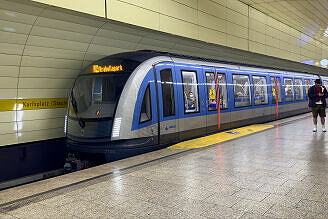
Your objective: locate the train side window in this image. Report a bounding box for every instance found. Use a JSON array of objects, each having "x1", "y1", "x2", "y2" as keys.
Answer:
[
  {"x1": 253, "y1": 75, "x2": 268, "y2": 105},
  {"x1": 181, "y1": 70, "x2": 199, "y2": 113},
  {"x1": 160, "y1": 69, "x2": 175, "y2": 117},
  {"x1": 233, "y1": 74, "x2": 251, "y2": 107},
  {"x1": 294, "y1": 78, "x2": 304, "y2": 101},
  {"x1": 284, "y1": 78, "x2": 294, "y2": 102},
  {"x1": 270, "y1": 77, "x2": 282, "y2": 104},
  {"x1": 139, "y1": 84, "x2": 152, "y2": 123},
  {"x1": 206, "y1": 72, "x2": 228, "y2": 111},
  {"x1": 324, "y1": 80, "x2": 328, "y2": 88}
]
